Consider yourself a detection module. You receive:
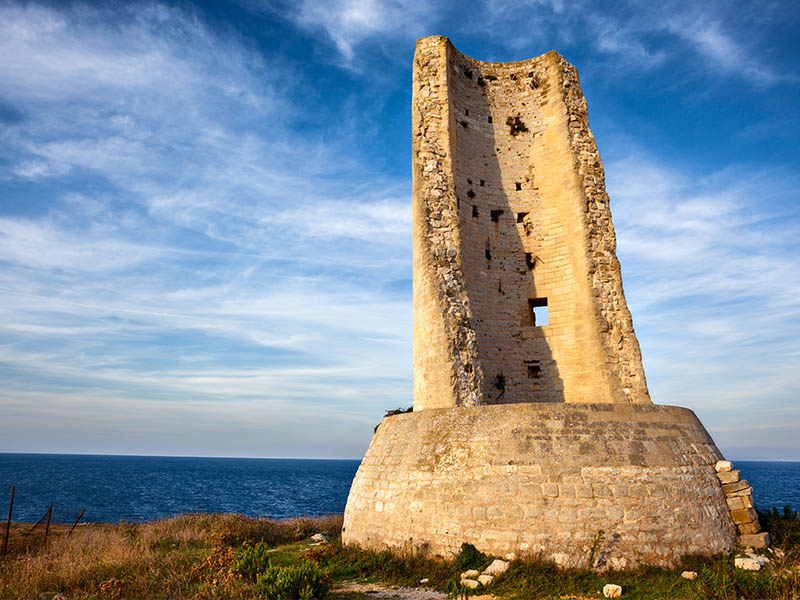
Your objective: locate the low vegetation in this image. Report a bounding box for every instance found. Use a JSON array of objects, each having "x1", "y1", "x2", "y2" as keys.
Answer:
[{"x1": 0, "y1": 508, "x2": 798, "y2": 599}]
